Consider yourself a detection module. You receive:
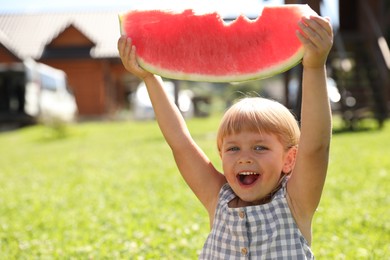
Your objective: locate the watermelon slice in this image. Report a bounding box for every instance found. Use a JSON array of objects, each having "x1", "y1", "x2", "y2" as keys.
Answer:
[{"x1": 119, "y1": 5, "x2": 316, "y2": 82}]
